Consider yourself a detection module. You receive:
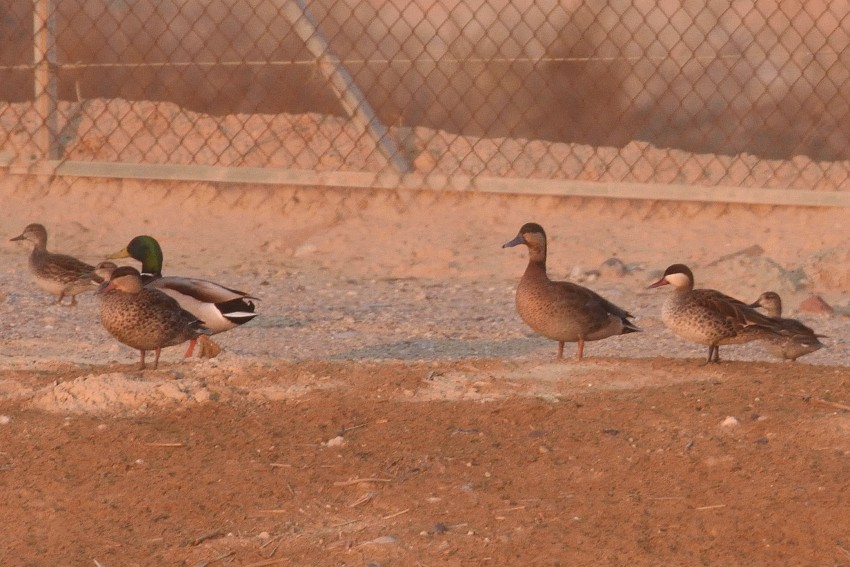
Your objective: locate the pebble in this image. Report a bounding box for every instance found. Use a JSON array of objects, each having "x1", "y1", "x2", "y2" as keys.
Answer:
[
  {"x1": 721, "y1": 416, "x2": 740, "y2": 427},
  {"x1": 599, "y1": 257, "x2": 627, "y2": 278},
  {"x1": 325, "y1": 435, "x2": 345, "y2": 447},
  {"x1": 799, "y1": 295, "x2": 833, "y2": 315}
]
